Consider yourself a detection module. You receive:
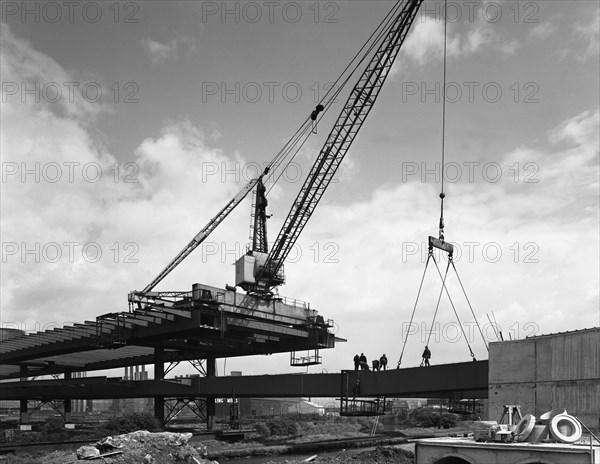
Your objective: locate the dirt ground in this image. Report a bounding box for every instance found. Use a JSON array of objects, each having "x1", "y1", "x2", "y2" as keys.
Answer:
[{"x1": 1, "y1": 431, "x2": 217, "y2": 464}]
